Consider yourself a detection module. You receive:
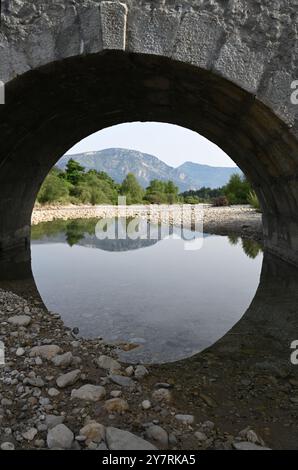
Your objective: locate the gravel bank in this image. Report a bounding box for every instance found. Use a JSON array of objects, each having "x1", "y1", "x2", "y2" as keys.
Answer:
[{"x1": 32, "y1": 204, "x2": 262, "y2": 241}]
